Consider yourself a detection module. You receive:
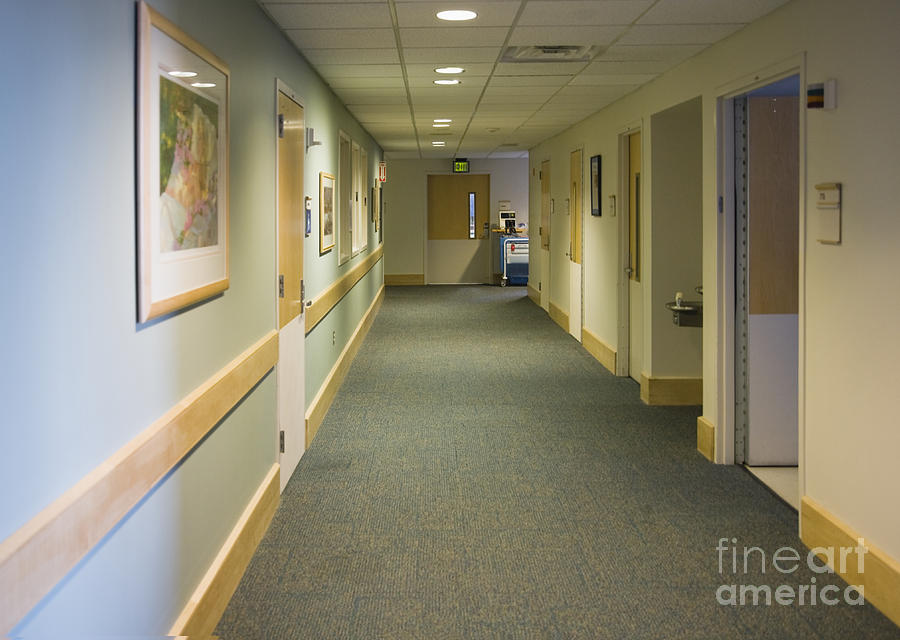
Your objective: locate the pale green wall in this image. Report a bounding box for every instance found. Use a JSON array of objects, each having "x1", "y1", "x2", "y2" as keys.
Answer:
[
  {"x1": 529, "y1": 0, "x2": 900, "y2": 562},
  {"x1": 0, "y1": 0, "x2": 381, "y2": 633}
]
